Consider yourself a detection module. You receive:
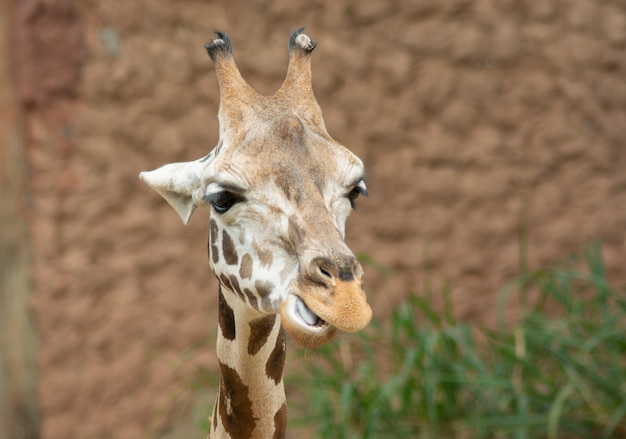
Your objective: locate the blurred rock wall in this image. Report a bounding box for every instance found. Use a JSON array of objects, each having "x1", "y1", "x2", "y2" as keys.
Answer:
[{"x1": 17, "y1": 0, "x2": 626, "y2": 437}]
